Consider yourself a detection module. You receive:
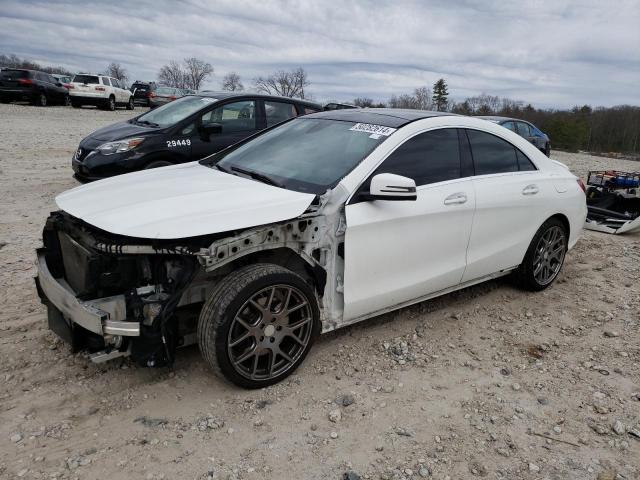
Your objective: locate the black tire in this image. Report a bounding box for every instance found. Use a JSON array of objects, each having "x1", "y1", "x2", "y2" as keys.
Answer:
[
  {"x1": 71, "y1": 101, "x2": 81, "y2": 108},
  {"x1": 544, "y1": 143, "x2": 551, "y2": 157},
  {"x1": 35, "y1": 93, "x2": 47, "y2": 107},
  {"x1": 512, "y1": 217, "x2": 567, "y2": 291},
  {"x1": 63, "y1": 95, "x2": 71, "y2": 107},
  {"x1": 126, "y1": 96, "x2": 135, "y2": 110},
  {"x1": 144, "y1": 160, "x2": 173, "y2": 169},
  {"x1": 197, "y1": 264, "x2": 320, "y2": 388},
  {"x1": 0, "y1": 99, "x2": 10, "y2": 104},
  {"x1": 105, "y1": 96, "x2": 116, "y2": 111}
]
